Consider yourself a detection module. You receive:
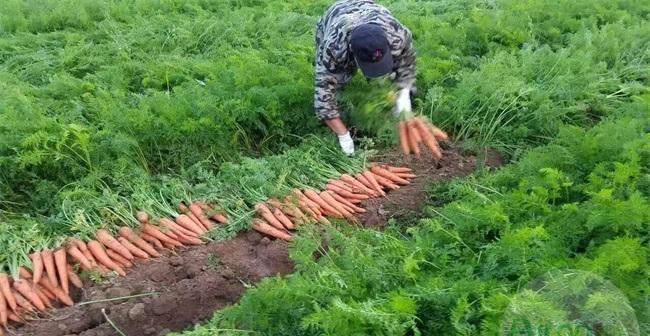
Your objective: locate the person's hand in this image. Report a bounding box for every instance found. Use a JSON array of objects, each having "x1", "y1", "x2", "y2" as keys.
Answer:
[
  {"x1": 337, "y1": 132, "x2": 355, "y2": 155},
  {"x1": 394, "y1": 87, "x2": 412, "y2": 117}
]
